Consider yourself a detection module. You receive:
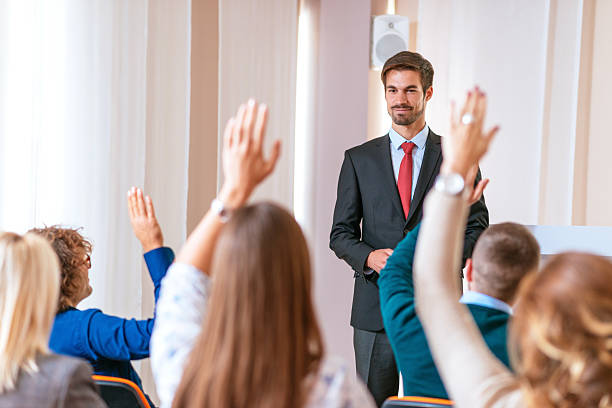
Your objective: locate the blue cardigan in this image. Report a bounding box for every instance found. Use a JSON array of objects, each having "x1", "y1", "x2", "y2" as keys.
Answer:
[
  {"x1": 49, "y1": 247, "x2": 174, "y2": 399},
  {"x1": 378, "y1": 225, "x2": 511, "y2": 399}
]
